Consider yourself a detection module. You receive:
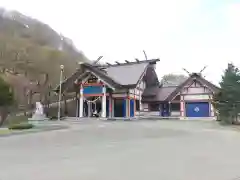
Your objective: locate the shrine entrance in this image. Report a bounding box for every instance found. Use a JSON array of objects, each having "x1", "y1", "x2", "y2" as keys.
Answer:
[
  {"x1": 114, "y1": 99, "x2": 125, "y2": 117},
  {"x1": 83, "y1": 96, "x2": 102, "y2": 117}
]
